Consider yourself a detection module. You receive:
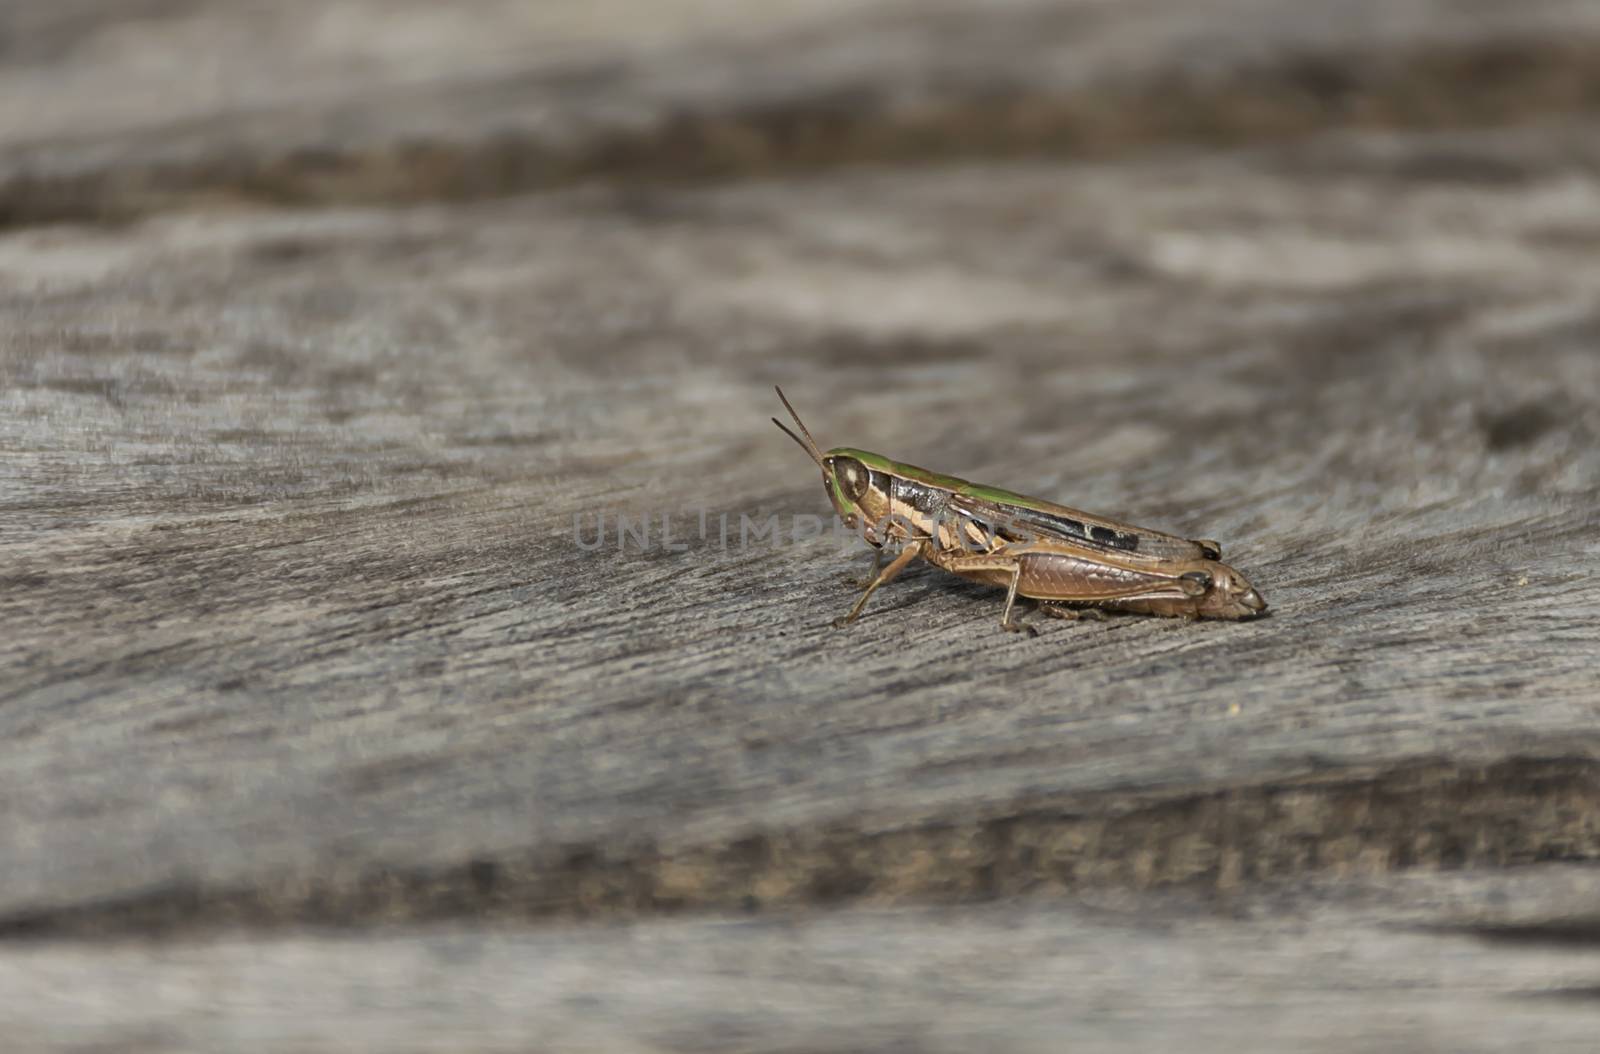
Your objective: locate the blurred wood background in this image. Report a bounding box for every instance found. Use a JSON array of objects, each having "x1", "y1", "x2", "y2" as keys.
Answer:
[{"x1": 4, "y1": 0, "x2": 1600, "y2": 1049}]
